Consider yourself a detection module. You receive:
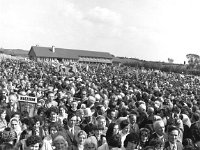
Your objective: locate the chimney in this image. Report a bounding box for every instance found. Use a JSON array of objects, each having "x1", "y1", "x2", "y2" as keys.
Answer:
[{"x1": 52, "y1": 46, "x2": 55, "y2": 53}]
